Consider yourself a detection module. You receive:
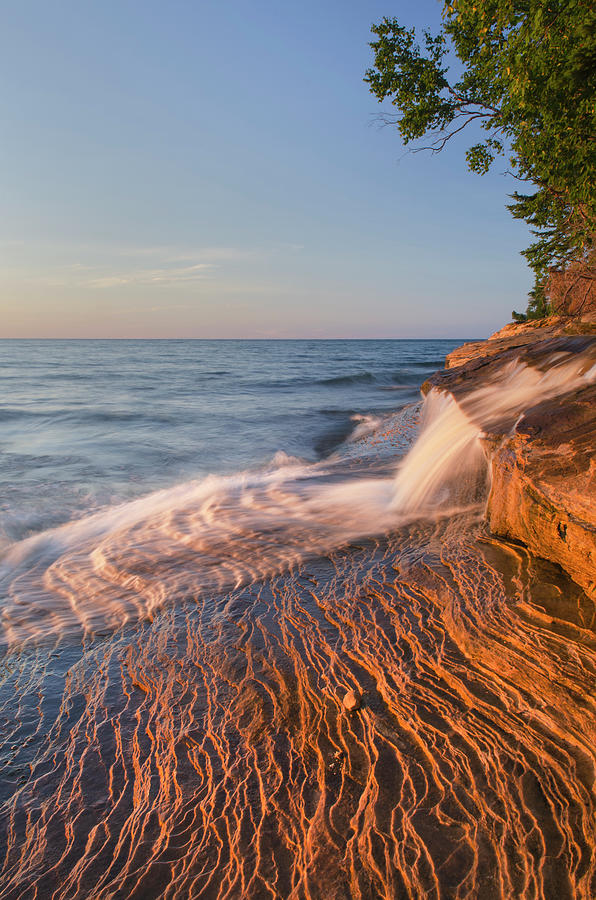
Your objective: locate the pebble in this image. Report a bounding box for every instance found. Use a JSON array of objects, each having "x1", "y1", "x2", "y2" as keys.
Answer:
[{"x1": 343, "y1": 689, "x2": 361, "y2": 711}]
